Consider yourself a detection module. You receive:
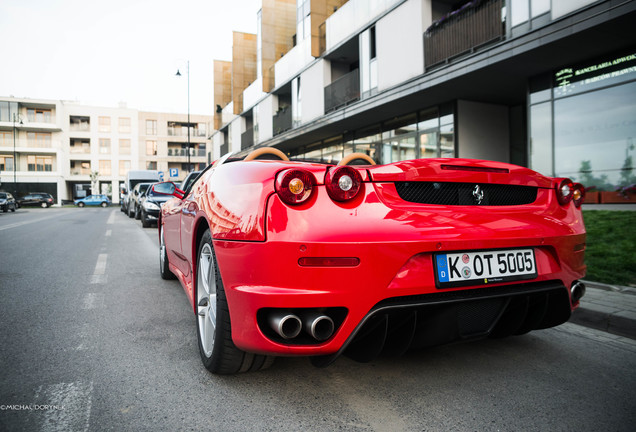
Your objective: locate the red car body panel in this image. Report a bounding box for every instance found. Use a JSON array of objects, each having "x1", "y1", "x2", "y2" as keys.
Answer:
[{"x1": 160, "y1": 158, "x2": 586, "y2": 359}]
